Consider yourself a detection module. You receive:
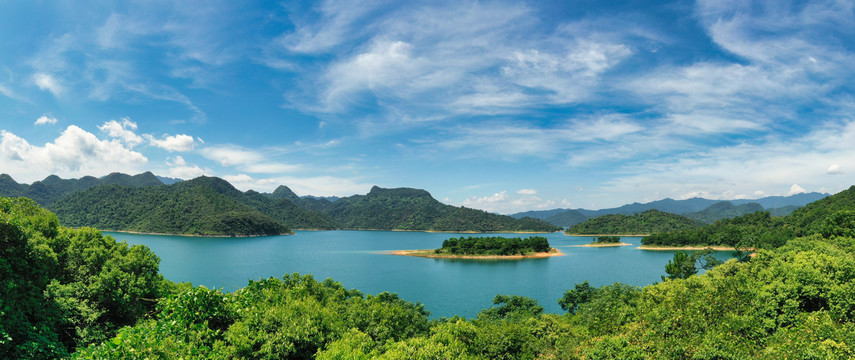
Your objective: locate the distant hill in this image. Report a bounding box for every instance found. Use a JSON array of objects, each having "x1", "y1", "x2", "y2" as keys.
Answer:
[
  {"x1": 318, "y1": 186, "x2": 559, "y2": 232},
  {"x1": 566, "y1": 209, "x2": 700, "y2": 235},
  {"x1": 512, "y1": 192, "x2": 829, "y2": 226},
  {"x1": 0, "y1": 172, "x2": 163, "y2": 205},
  {"x1": 643, "y1": 186, "x2": 855, "y2": 248},
  {"x1": 685, "y1": 201, "x2": 765, "y2": 224},
  {"x1": 544, "y1": 210, "x2": 588, "y2": 227}
]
